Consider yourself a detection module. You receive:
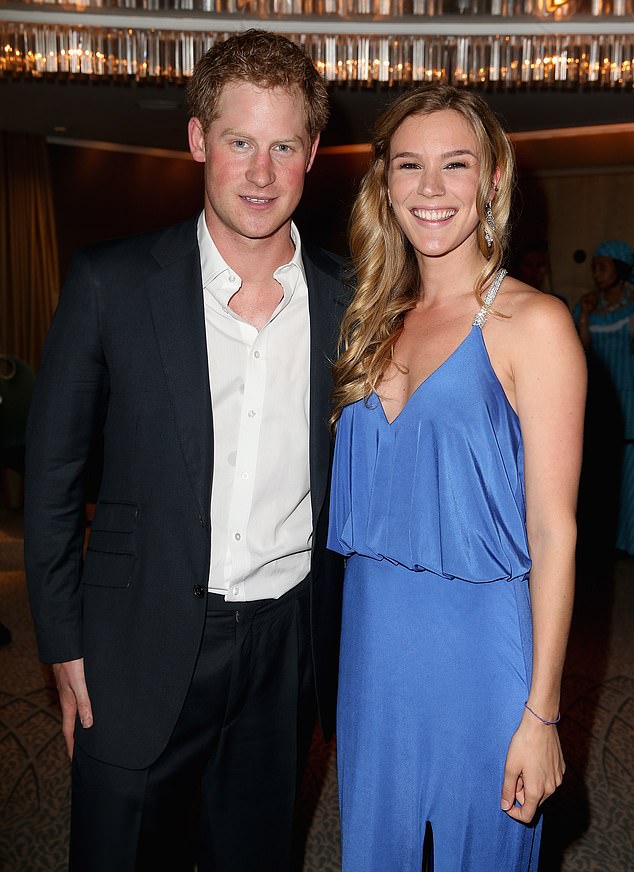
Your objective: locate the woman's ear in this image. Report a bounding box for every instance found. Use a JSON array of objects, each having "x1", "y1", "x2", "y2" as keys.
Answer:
[{"x1": 490, "y1": 166, "x2": 501, "y2": 199}]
